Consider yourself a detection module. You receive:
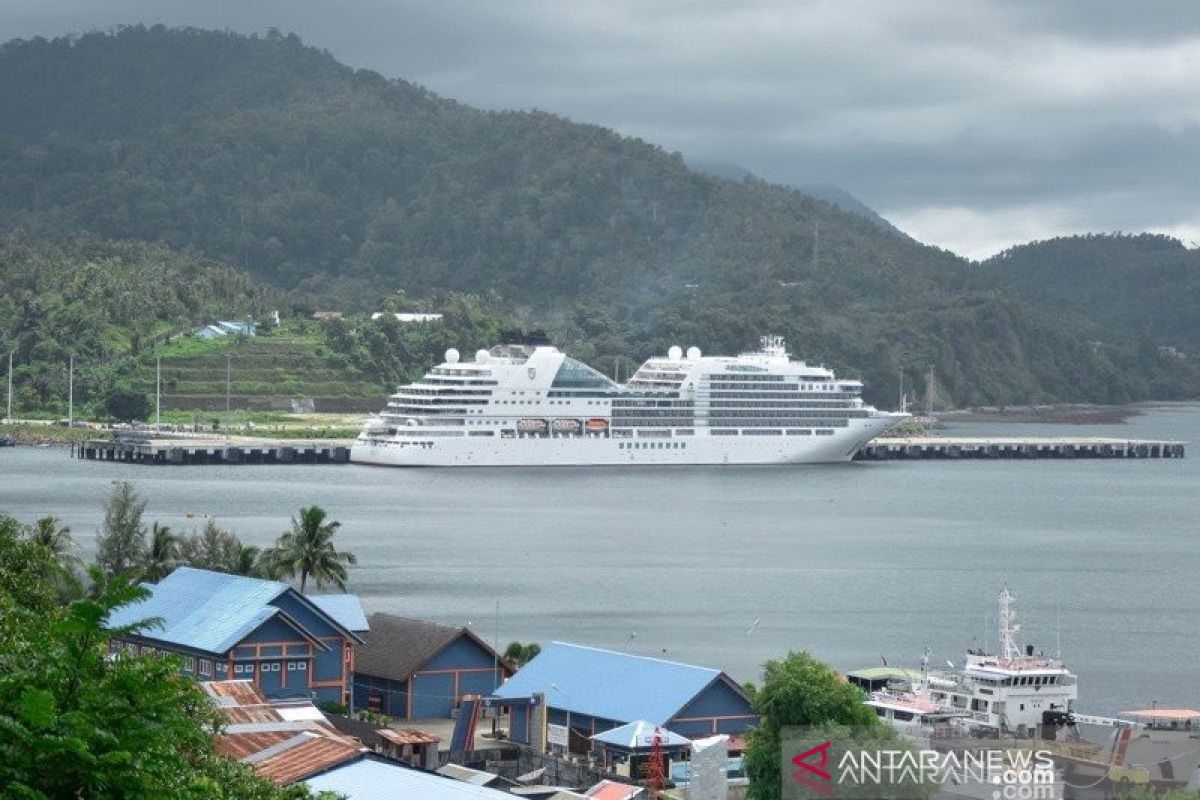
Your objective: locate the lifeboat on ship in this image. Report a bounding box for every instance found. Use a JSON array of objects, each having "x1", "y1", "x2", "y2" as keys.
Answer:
[
  {"x1": 552, "y1": 418, "x2": 583, "y2": 434},
  {"x1": 517, "y1": 418, "x2": 549, "y2": 435},
  {"x1": 585, "y1": 418, "x2": 609, "y2": 432}
]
